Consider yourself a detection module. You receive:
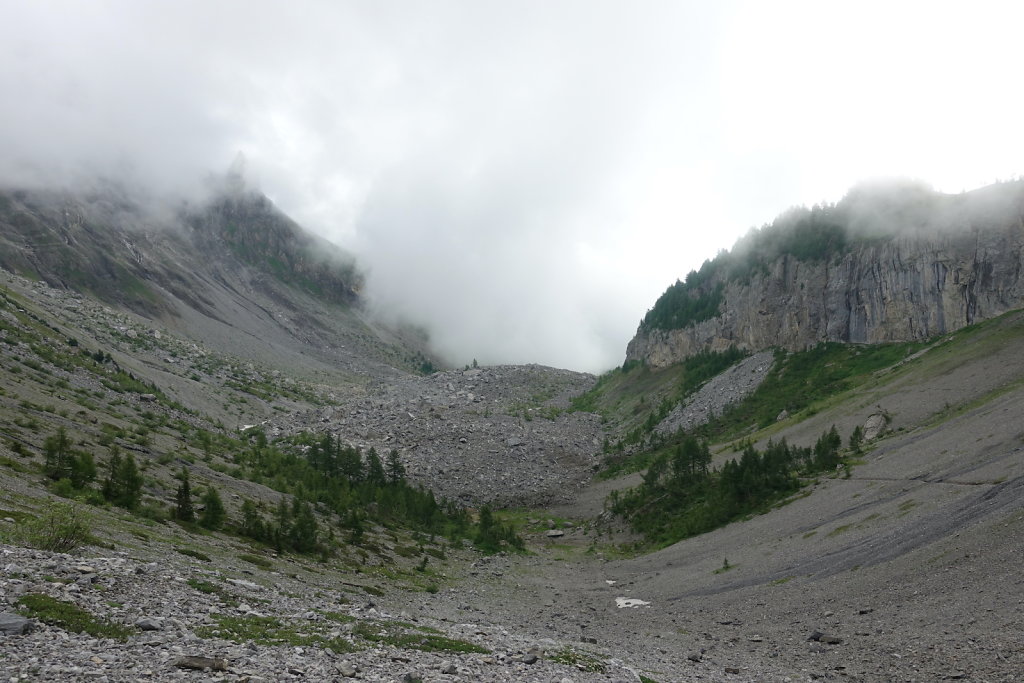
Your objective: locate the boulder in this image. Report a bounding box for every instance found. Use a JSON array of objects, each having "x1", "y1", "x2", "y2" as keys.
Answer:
[{"x1": 0, "y1": 613, "x2": 34, "y2": 635}]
